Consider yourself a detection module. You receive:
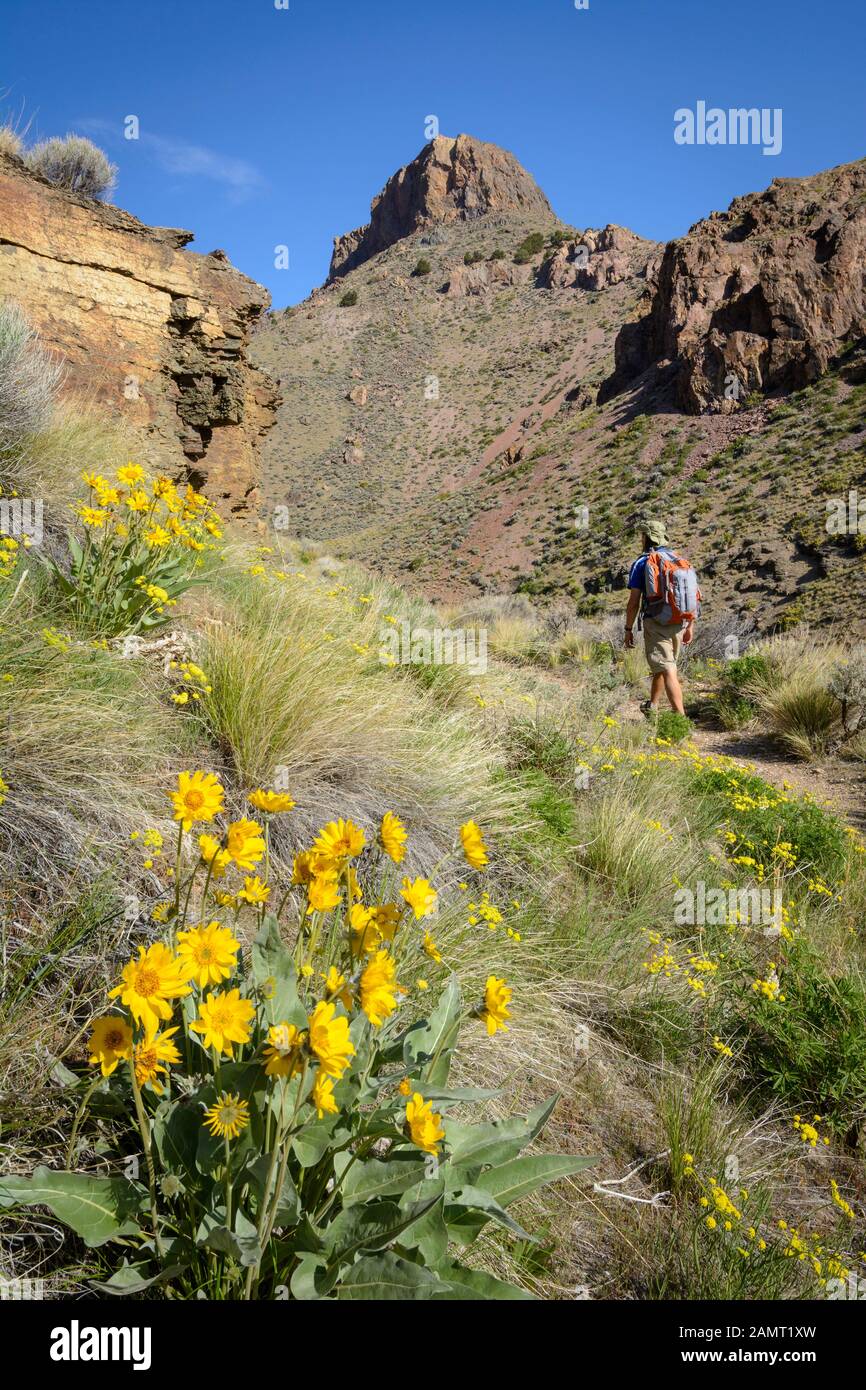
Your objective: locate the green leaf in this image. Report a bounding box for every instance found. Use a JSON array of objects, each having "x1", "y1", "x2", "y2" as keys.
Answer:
[
  {"x1": 335, "y1": 1252, "x2": 442, "y2": 1300},
  {"x1": 432, "y1": 1263, "x2": 536, "y2": 1300},
  {"x1": 341, "y1": 1156, "x2": 427, "y2": 1206},
  {"x1": 323, "y1": 1193, "x2": 442, "y2": 1267},
  {"x1": 89, "y1": 1261, "x2": 186, "y2": 1296},
  {"x1": 412, "y1": 1085, "x2": 502, "y2": 1109},
  {"x1": 252, "y1": 917, "x2": 306, "y2": 1029},
  {"x1": 200, "y1": 1208, "x2": 261, "y2": 1268},
  {"x1": 246, "y1": 1153, "x2": 299, "y2": 1227},
  {"x1": 290, "y1": 1252, "x2": 334, "y2": 1300},
  {"x1": 474, "y1": 1153, "x2": 596, "y2": 1207},
  {"x1": 398, "y1": 1178, "x2": 449, "y2": 1266},
  {"x1": 403, "y1": 976, "x2": 462, "y2": 1086},
  {"x1": 0, "y1": 1166, "x2": 147, "y2": 1247},
  {"x1": 444, "y1": 1184, "x2": 534, "y2": 1245},
  {"x1": 447, "y1": 1096, "x2": 558, "y2": 1169}
]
